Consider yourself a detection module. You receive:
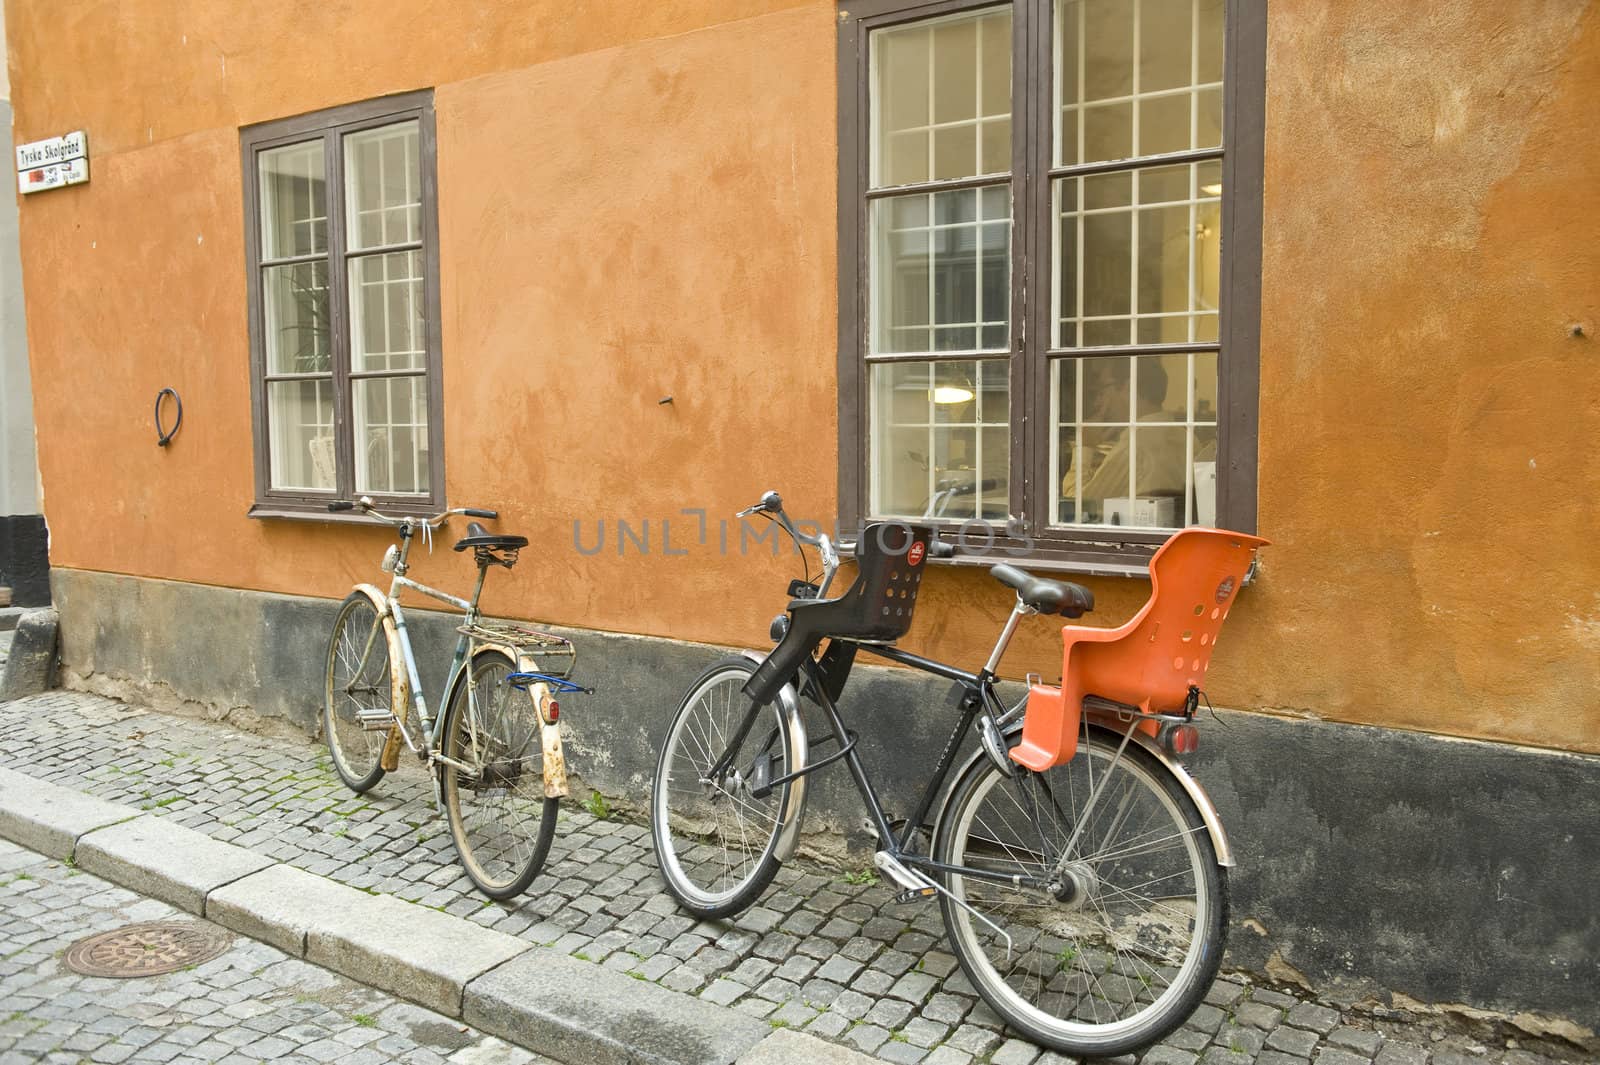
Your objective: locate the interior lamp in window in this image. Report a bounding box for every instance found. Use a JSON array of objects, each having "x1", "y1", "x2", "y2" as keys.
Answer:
[
  {"x1": 1200, "y1": 183, "x2": 1222, "y2": 195},
  {"x1": 933, "y1": 385, "x2": 975, "y2": 404}
]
